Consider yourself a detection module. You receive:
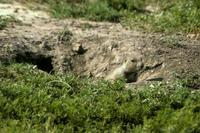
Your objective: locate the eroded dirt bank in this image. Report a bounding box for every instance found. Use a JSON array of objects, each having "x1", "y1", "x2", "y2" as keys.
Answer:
[{"x1": 0, "y1": 2, "x2": 200, "y2": 84}]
